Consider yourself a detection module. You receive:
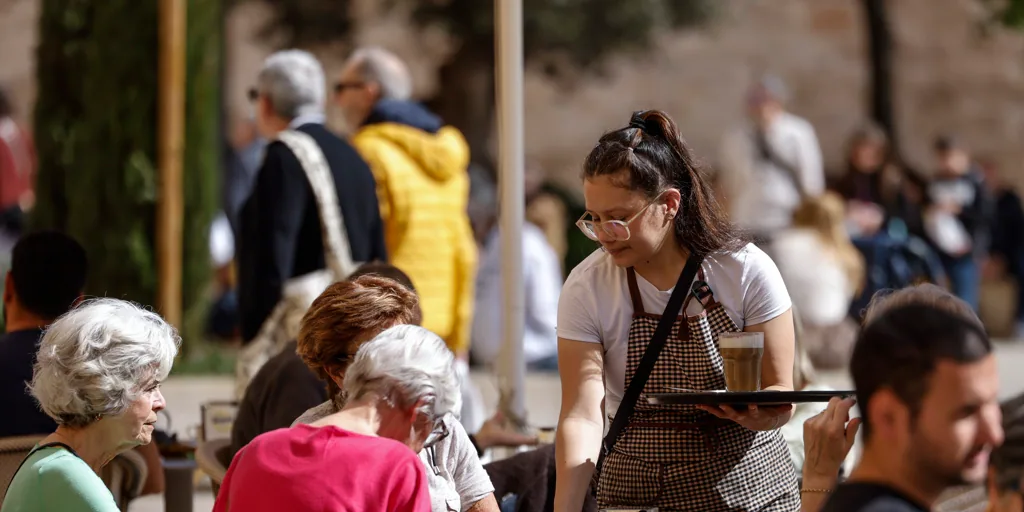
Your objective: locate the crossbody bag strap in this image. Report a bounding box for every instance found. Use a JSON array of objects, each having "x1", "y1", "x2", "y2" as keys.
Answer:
[
  {"x1": 7, "y1": 442, "x2": 80, "y2": 490},
  {"x1": 755, "y1": 130, "x2": 808, "y2": 201},
  {"x1": 275, "y1": 130, "x2": 358, "y2": 280},
  {"x1": 596, "y1": 252, "x2": 706, "y2": 473}
]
